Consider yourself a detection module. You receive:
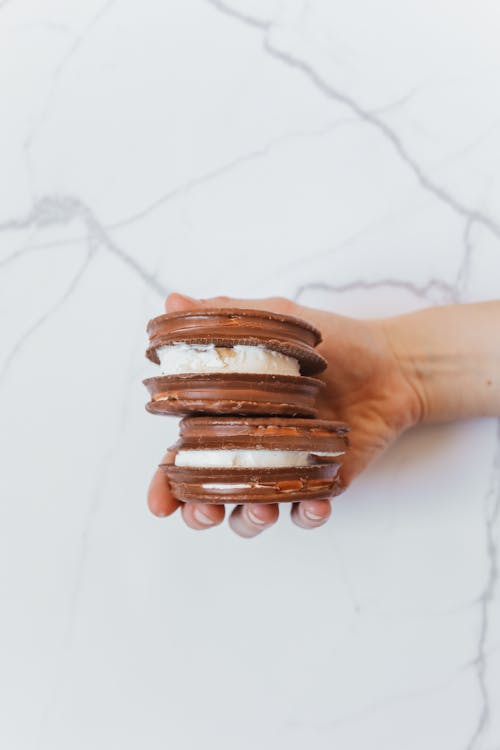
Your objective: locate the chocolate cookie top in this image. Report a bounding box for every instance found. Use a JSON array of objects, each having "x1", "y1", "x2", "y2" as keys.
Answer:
[{"x1": 146, "y1": 308, "x2": 327, "y2": 374}]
